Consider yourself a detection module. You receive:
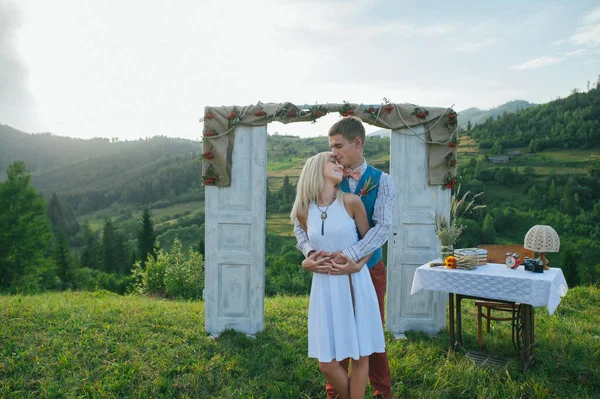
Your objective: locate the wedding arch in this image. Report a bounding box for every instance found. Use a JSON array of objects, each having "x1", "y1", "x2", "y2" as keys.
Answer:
[{"x1": 201, "y1": 101, "x2": 458, "y2": 337}]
